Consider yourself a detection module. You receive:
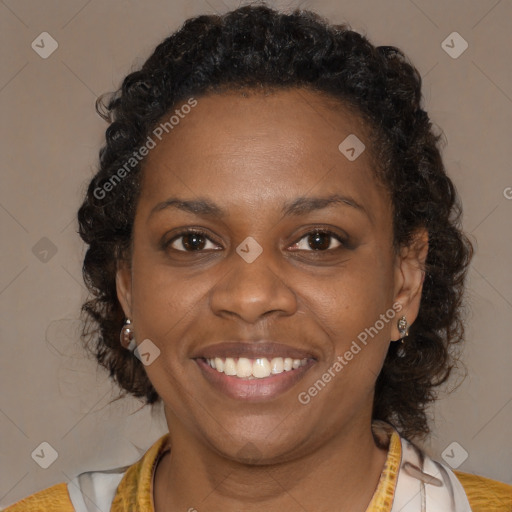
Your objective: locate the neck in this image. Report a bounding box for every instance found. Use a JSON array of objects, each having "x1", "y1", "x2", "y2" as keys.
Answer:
[{"x1": 153, "y1": 414, "x2": 389, "y2": 512}]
